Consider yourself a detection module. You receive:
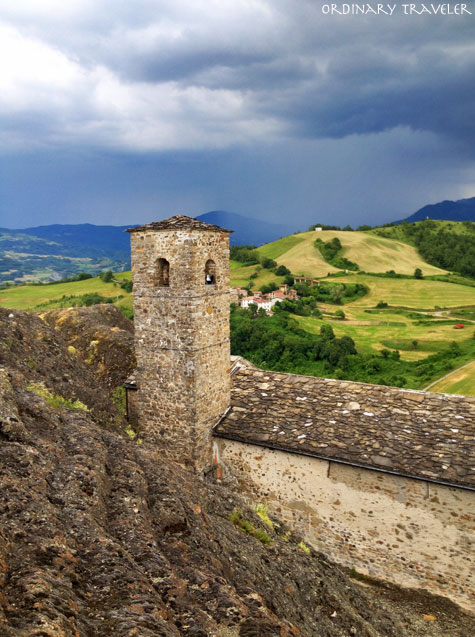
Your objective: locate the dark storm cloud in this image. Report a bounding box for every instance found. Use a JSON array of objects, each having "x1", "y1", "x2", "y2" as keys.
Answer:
[
  {"x1": 0, "y1": 1, "x2": 474, "y2": 228},
  {"x1": 1, "y1": 1, "x2": 474, "y2": 151}
]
